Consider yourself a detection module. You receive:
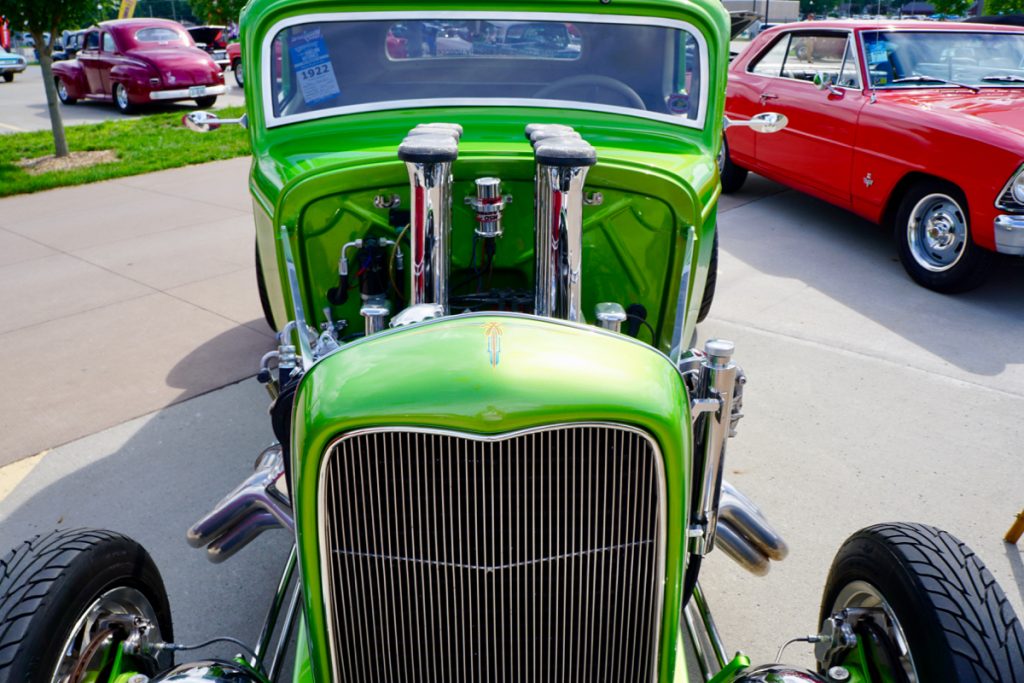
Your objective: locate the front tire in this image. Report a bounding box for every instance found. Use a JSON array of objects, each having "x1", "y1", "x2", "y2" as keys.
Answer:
[
  {"x1": 0, "y1": 529, "x2": 173, "y2": 683},
  {"x1": 819, "y1": 523, "x2": 1024, "y2": 683},
  {"x1": 113, "y1": 82, "x2": 136, "y2": 114},
  {"x1": 719, "y1": 134, "x2": 748, "y2": 194},
  {"x1": 232, "y1": 59, "x2": 243, "y2": 87},
  {"x1": 2, "y1": 73, "x2": 13, "y2": 83},
  {"x1": 894, "y1": 180, "x2": 992, "y2": 293},
  {"x1": 194, "y1": 95, "x2": 217, "y2": 109},
  {"x1": 56, "y1": 77, "x2": 77, "y2": 104}
]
